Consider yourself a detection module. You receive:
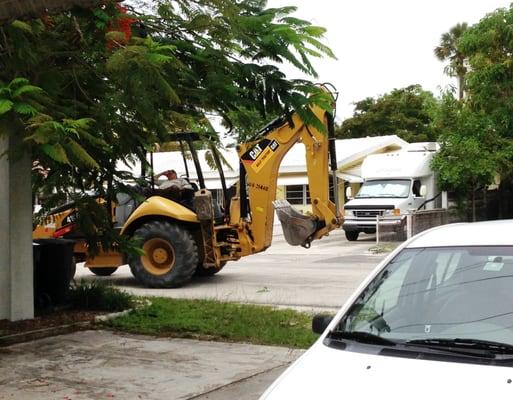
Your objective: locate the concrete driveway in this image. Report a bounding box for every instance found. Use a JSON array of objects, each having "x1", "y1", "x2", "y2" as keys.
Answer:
[{"x1": 0, "y1": 330, "x2": 301, "y2": 400}]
